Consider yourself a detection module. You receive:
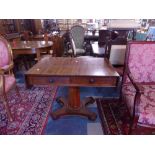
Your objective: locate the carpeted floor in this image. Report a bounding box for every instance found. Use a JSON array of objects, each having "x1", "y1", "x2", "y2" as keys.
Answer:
[
  {"x1": 2, "y1": 70, "x2": 155, "y2": 135},
  {"x1": 1, "y1": 71, "x2": 119, "y2": 135},
  {"x1": 44, "y1": 86, "x2": 119, "y2": 135},
  {"x1": 0, "y1": 84, "x2": 57, "y2": 135},
  {"x1": 96, "y1": 99, "x2": 155, "y2": 135}
]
